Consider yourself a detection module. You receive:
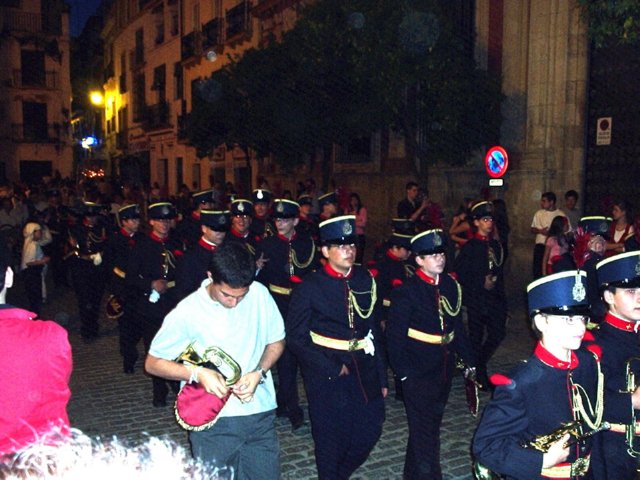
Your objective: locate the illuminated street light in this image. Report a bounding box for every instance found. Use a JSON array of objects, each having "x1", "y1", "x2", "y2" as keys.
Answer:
[
  {"x1": 89, "y1": 90, "x2": 104, "y2": 106},
  {"x1": 81, "y1": 136, "x2": 98, "y2": 149}
]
